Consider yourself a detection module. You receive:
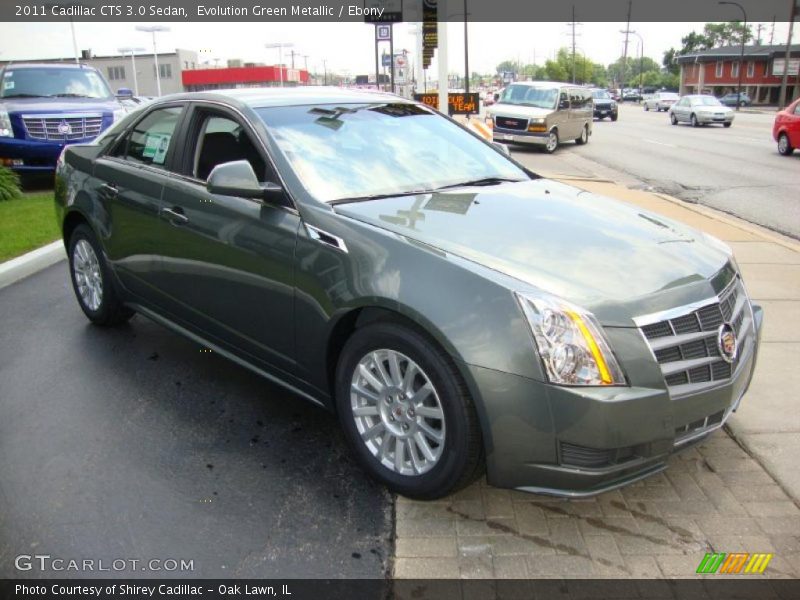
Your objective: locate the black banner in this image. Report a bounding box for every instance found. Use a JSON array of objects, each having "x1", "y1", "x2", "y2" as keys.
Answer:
[{"x1": 0, "y1": 0, "x2": 792, "y2": 22}]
